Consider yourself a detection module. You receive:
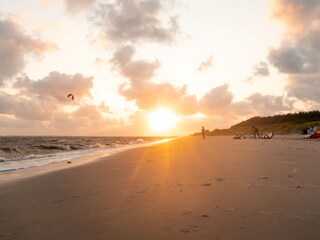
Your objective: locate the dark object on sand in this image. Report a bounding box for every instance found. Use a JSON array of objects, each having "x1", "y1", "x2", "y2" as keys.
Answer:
[
  {"x1": 233, "y1": 134, "x2": 246, "y2": 139},
  {"x1": 234, "y1": 132, "x2": 274, "y2": 139},
  {"x1": 304, "y1": 130, "x2": 320, "y2": 139},
  {"x1": 67, "y1": 161, "x2": 72, "y2": 164},
  {"x1": 261, "y1": 132, "x2": 274, "y2": 139}
]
